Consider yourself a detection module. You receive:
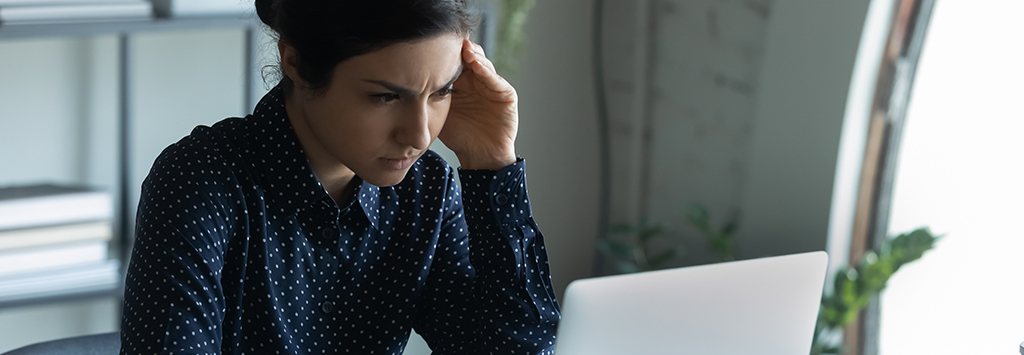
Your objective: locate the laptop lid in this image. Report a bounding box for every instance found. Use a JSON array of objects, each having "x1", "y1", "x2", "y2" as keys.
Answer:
[{"x1": 554, "y1": 251, "x2": 828, "y2": 355}]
